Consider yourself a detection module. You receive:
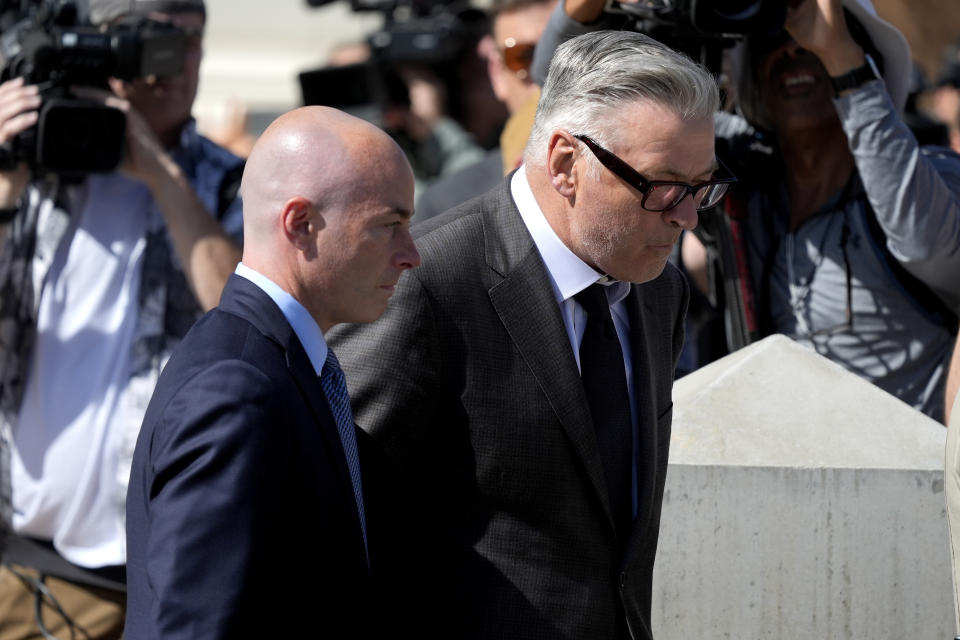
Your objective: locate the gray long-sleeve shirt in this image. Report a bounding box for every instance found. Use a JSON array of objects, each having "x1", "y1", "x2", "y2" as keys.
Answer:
[{"x1": 720, "y1": 79, "x2": 960, "y2": 420}]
